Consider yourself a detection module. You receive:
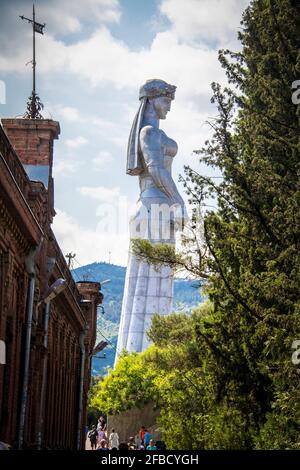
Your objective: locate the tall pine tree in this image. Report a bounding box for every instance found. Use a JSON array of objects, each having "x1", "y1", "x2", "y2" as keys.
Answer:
[{"x1": 186, "y1": 0, "x2": 300, "y2": 448}]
